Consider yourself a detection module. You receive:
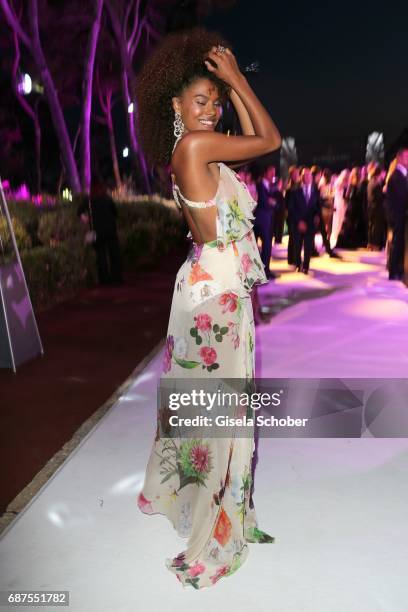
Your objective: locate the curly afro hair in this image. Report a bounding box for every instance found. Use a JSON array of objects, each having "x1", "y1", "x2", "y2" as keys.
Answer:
[{"x1": 136, "y1": 27, "x2": 230, "y2": 167}]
